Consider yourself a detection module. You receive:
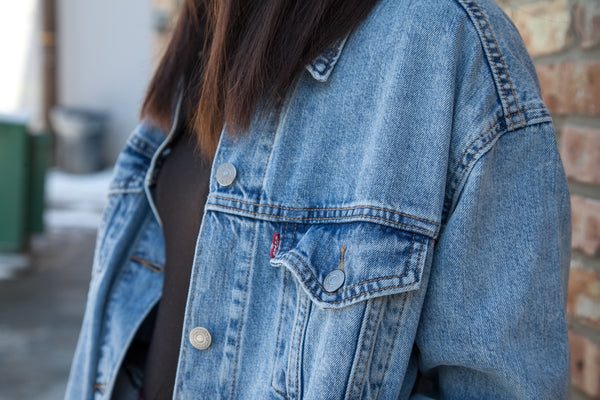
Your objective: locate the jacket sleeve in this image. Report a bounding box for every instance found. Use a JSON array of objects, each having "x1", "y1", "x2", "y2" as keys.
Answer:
[{"x1": 412, "y1": 122, "x2": 571, "y2": 399}]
